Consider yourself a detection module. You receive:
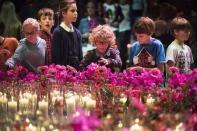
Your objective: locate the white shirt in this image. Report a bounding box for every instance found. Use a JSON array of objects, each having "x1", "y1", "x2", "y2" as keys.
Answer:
[
  {"x1": 166, "y1": 39, "x2": 193, "y2": 72},
  {"x1": 60, "y1": 22, "x2": 74, "y2": 32}
]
